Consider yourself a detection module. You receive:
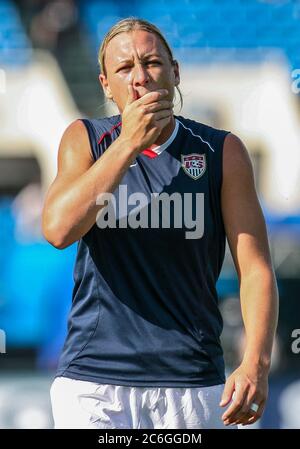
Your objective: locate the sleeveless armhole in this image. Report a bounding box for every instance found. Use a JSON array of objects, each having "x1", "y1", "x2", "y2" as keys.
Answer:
[
  {"x1": 193, "y1": 125, "x2": 231, "y2": 286},
  {"x1": 80, "y1": 118, "x2": 99, "y2": 162},
  {"x1": 176, "y1": 116, "x2": 230, "y2": 193},
  {"x1": 211, "y1": 129, "x2": 231, "y2": 195}
]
